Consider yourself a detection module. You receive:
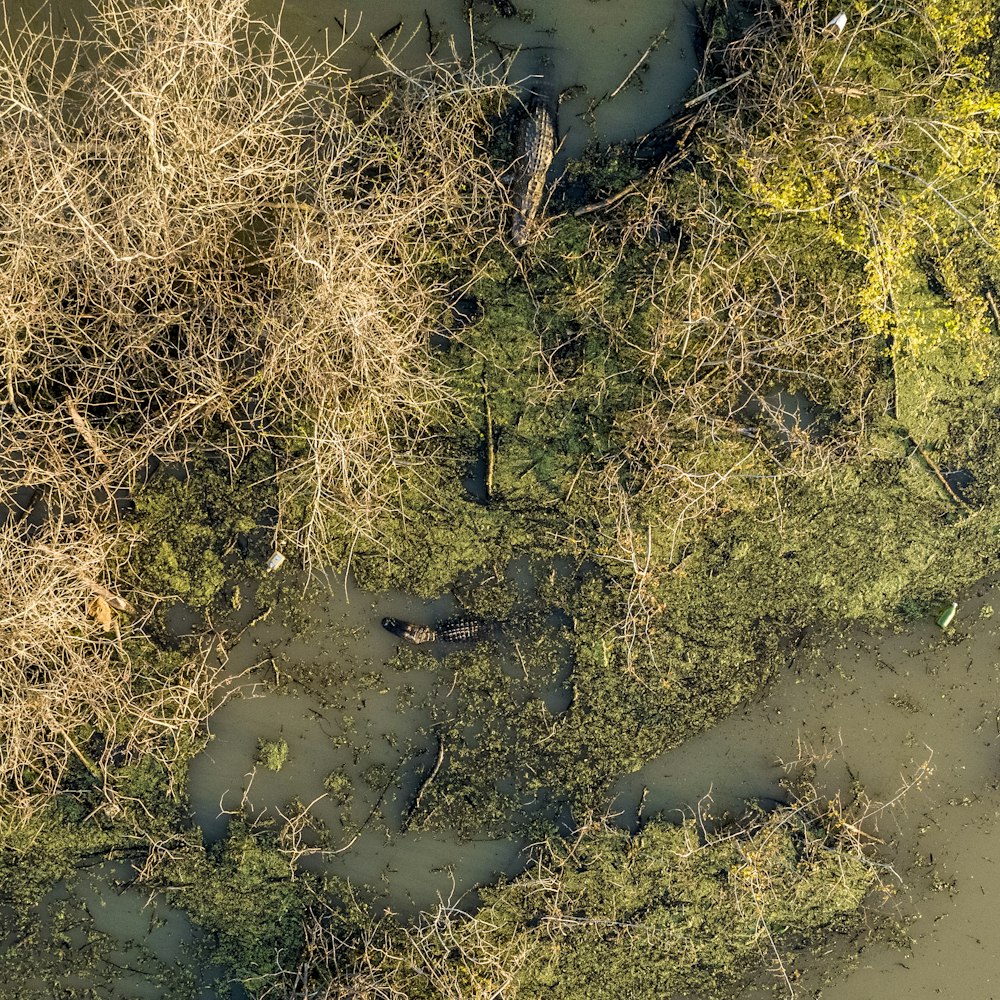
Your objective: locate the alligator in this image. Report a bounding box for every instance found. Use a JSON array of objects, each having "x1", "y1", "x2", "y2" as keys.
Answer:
[
  {"x1": 381, "y1": 615, "x2": 489, "y2": 645},
  {"x1": 510, "y1": 85, "x2": 556, "y2": 247}
]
